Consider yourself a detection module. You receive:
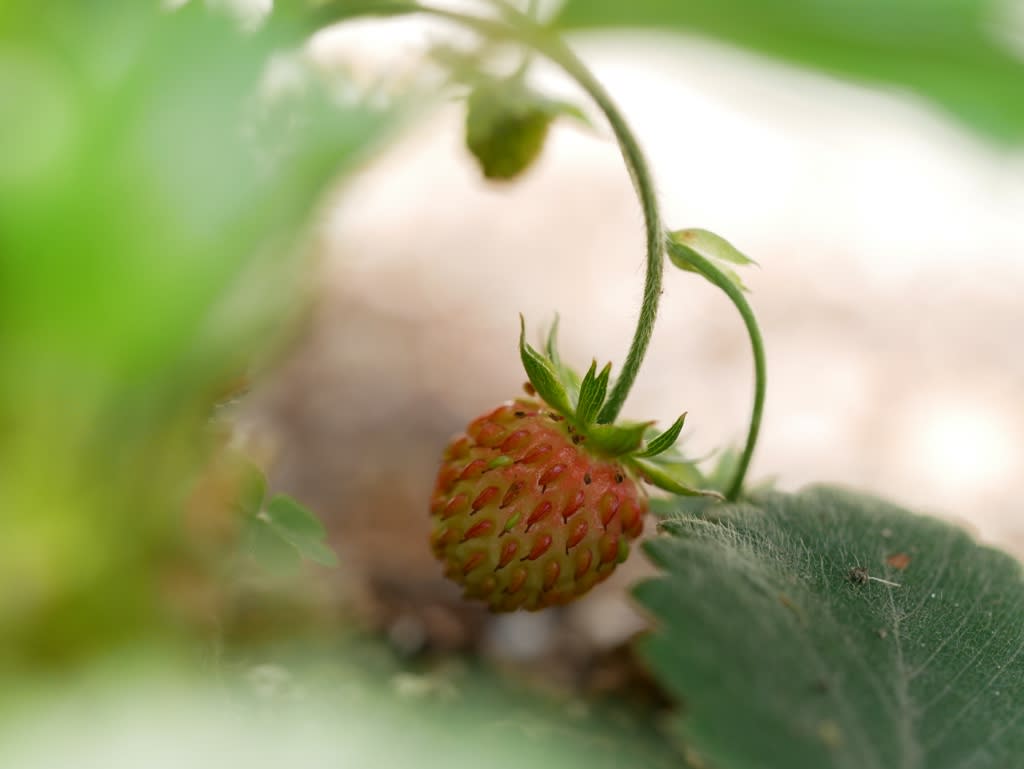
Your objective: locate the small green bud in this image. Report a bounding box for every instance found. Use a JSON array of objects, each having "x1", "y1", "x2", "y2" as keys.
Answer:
[{"x1": 466, "y1": 79, "x2": 554, "y2": 180}]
